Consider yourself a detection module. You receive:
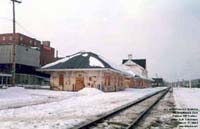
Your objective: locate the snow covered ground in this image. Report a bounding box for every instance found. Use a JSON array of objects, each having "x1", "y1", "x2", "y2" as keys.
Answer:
[
  {"x1": 0, "y1": 87, "x2": 76, "y2": 110},
  {"x1": 173, "y1": 88, "x2": 200, "y2": 129},
  {"x1": 0, "y1": 87, "x2": 166, "y2": 129}
]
